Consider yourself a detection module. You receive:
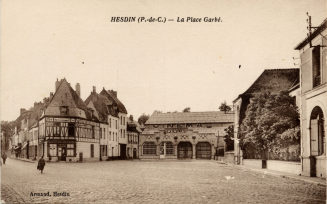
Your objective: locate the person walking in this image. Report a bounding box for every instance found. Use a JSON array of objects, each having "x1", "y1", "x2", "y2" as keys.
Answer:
[
  {"x1": 2, "y1": 152, "x2": 7, "y2": 165},
  {"x1": 37, "y1": 156, "x2": 46, "y2": 174}
]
